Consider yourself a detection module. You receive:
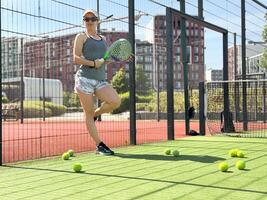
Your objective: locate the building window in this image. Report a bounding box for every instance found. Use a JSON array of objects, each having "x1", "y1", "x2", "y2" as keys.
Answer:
[
  {"x1": 194, "y1": 47, "x2": 198, "y2": 54},
  {"x1": 186, "y1": 30, "x2": 189, "y2": 36},
  {"x1": 176, "y1": 47, "x2": 180, "y2": 54},
  {"x1": 67, "y1": 49, "x2": 70, "y2": 56},
  {"x1": 176, "y1": 55, "x2": 180, "y2": 62},
  {"x1": 186, "y1": 46, "x2": 191, "y2": 64},
  {"x1": 176, "y1": 81, "x2": 181, "y2": 88},
  {"x1": 194, "y1": 29, "x2": 198, "y2": 36},
  {"x1": 67, "y1": 57, "x2": 71, "y2": 64},
  {"x1": 194, "y1": 56, "x2": 199, "y2": 63},
  {"x1": 186, "y1": 21, "x2": 189, "y2": 27}
]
